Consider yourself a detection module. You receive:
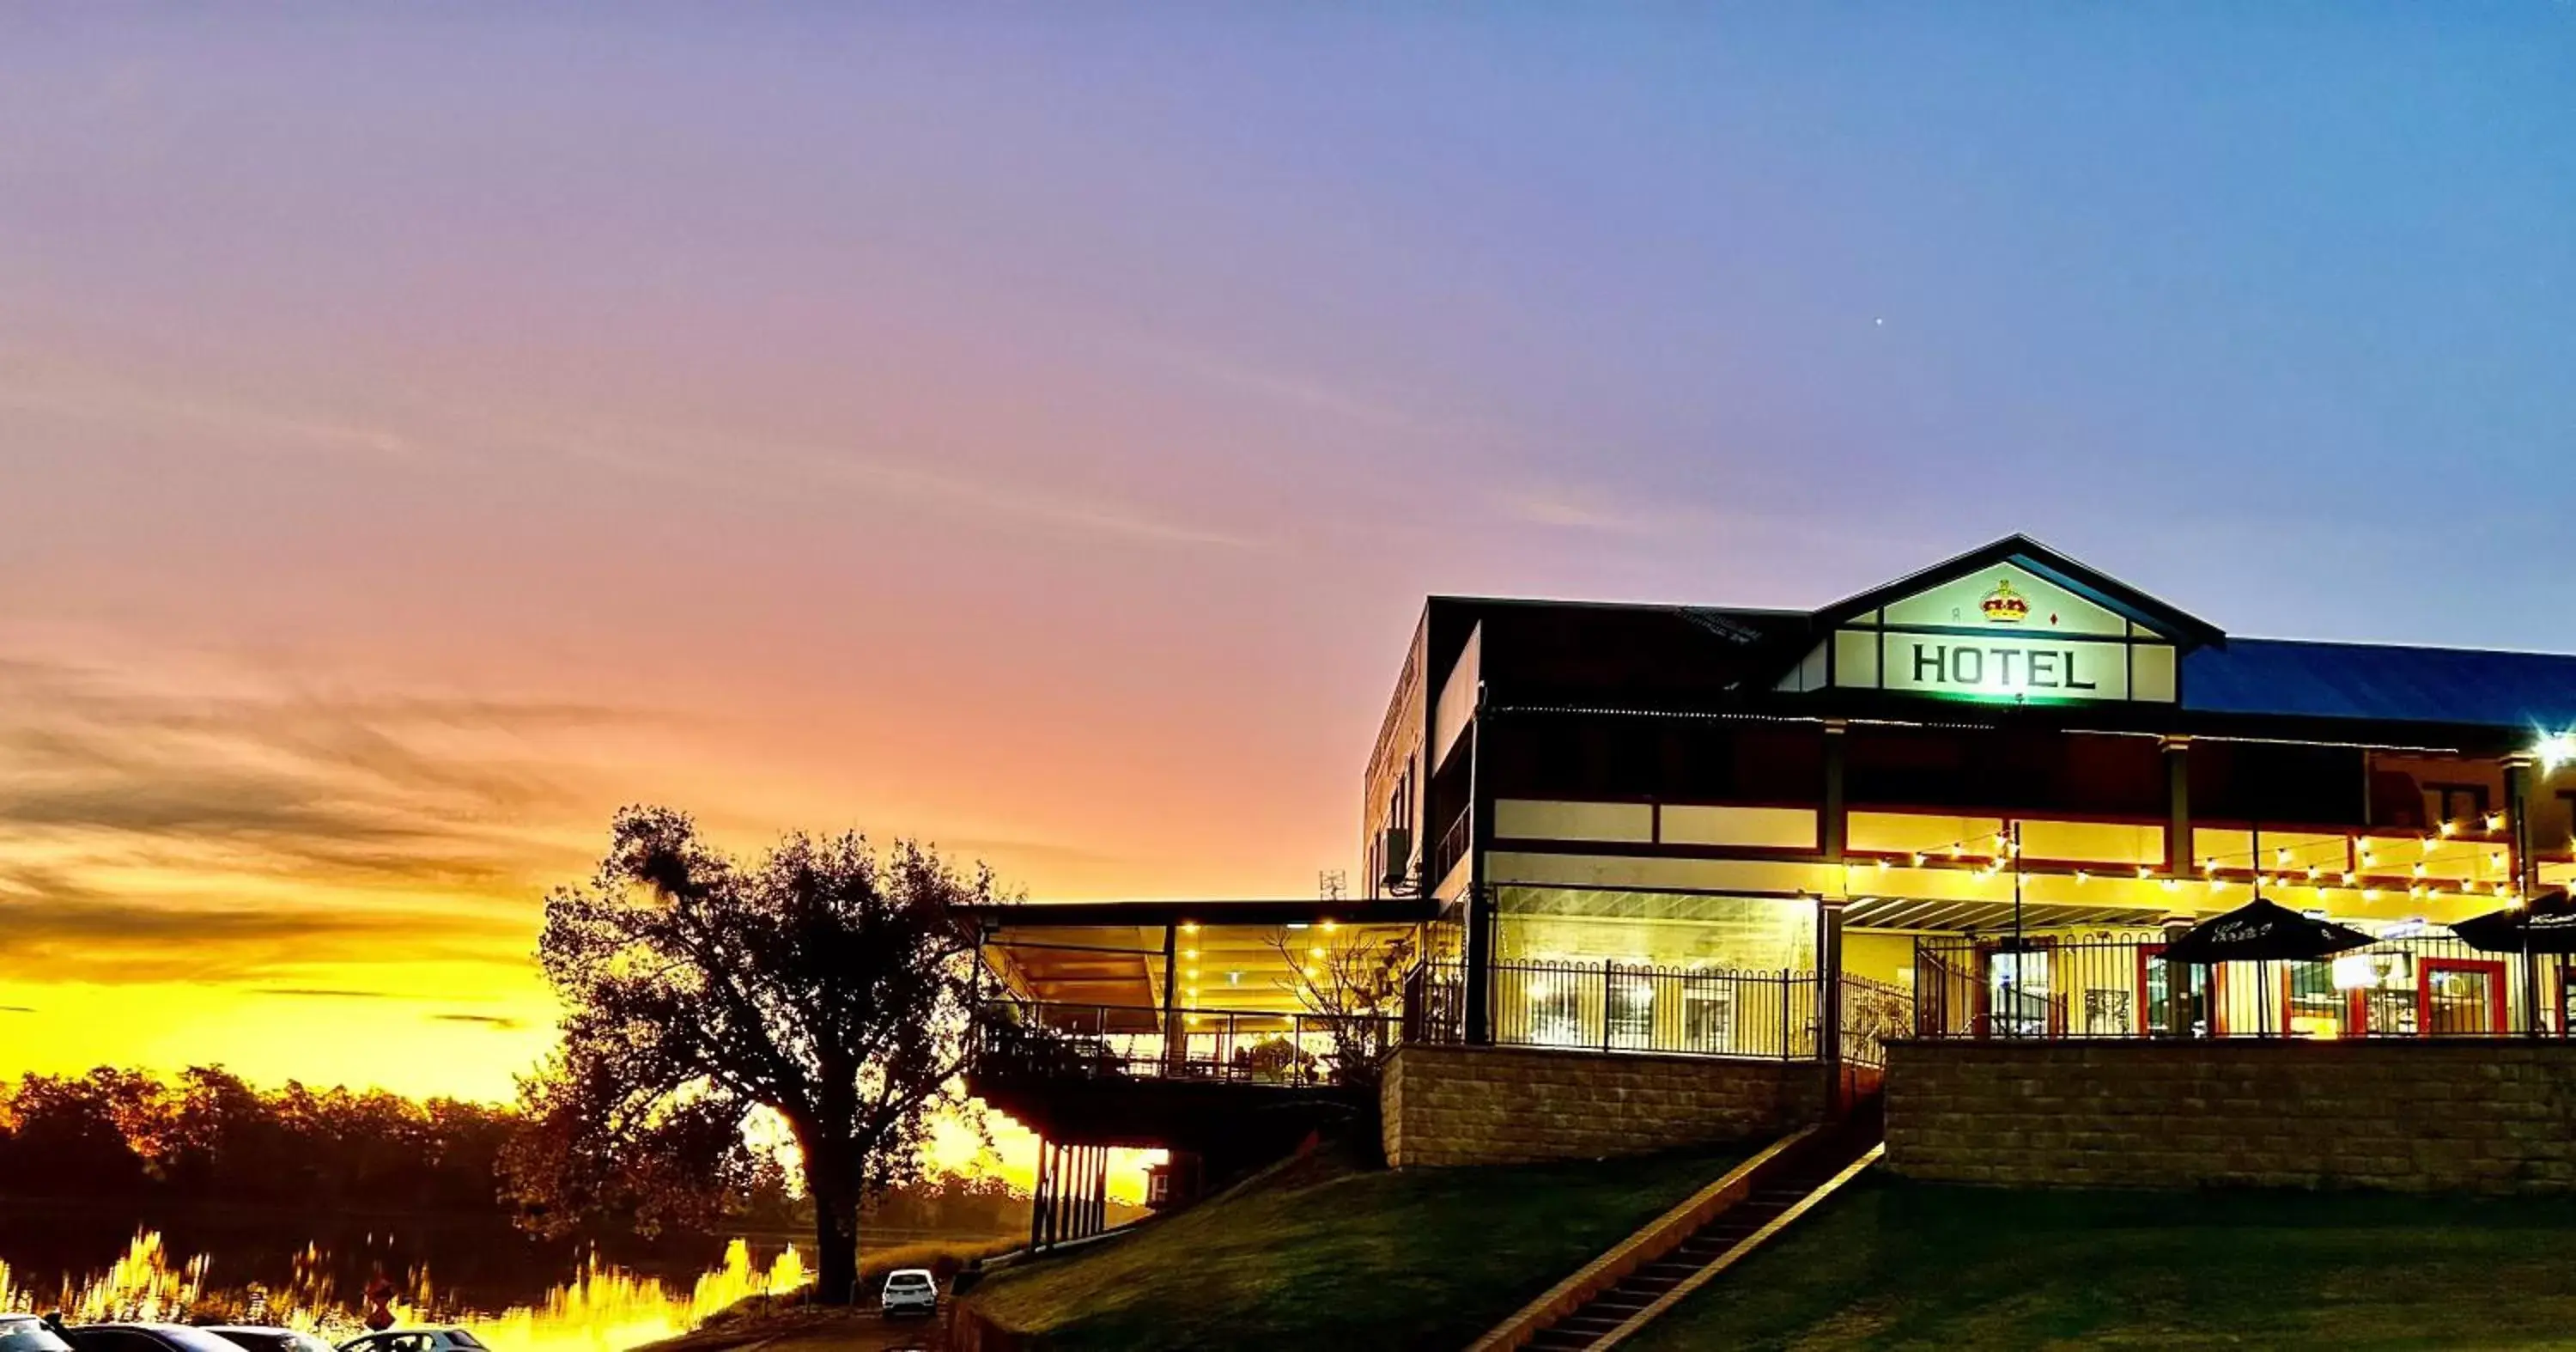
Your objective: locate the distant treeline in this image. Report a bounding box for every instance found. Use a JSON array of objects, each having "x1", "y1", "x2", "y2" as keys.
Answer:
[
  {"x1": 0, "y1": 1067, "x2": 1028, "y2": 1239},
  {"x1": 0, "y1": 1067, "x2": 513, "y2": 1215}
]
